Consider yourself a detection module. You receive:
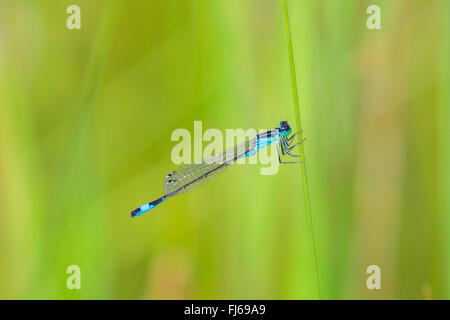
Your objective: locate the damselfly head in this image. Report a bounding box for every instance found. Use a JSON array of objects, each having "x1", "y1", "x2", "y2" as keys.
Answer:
[{"x1": 279, "y1": 121, "x2": 292, "y2": 136}]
